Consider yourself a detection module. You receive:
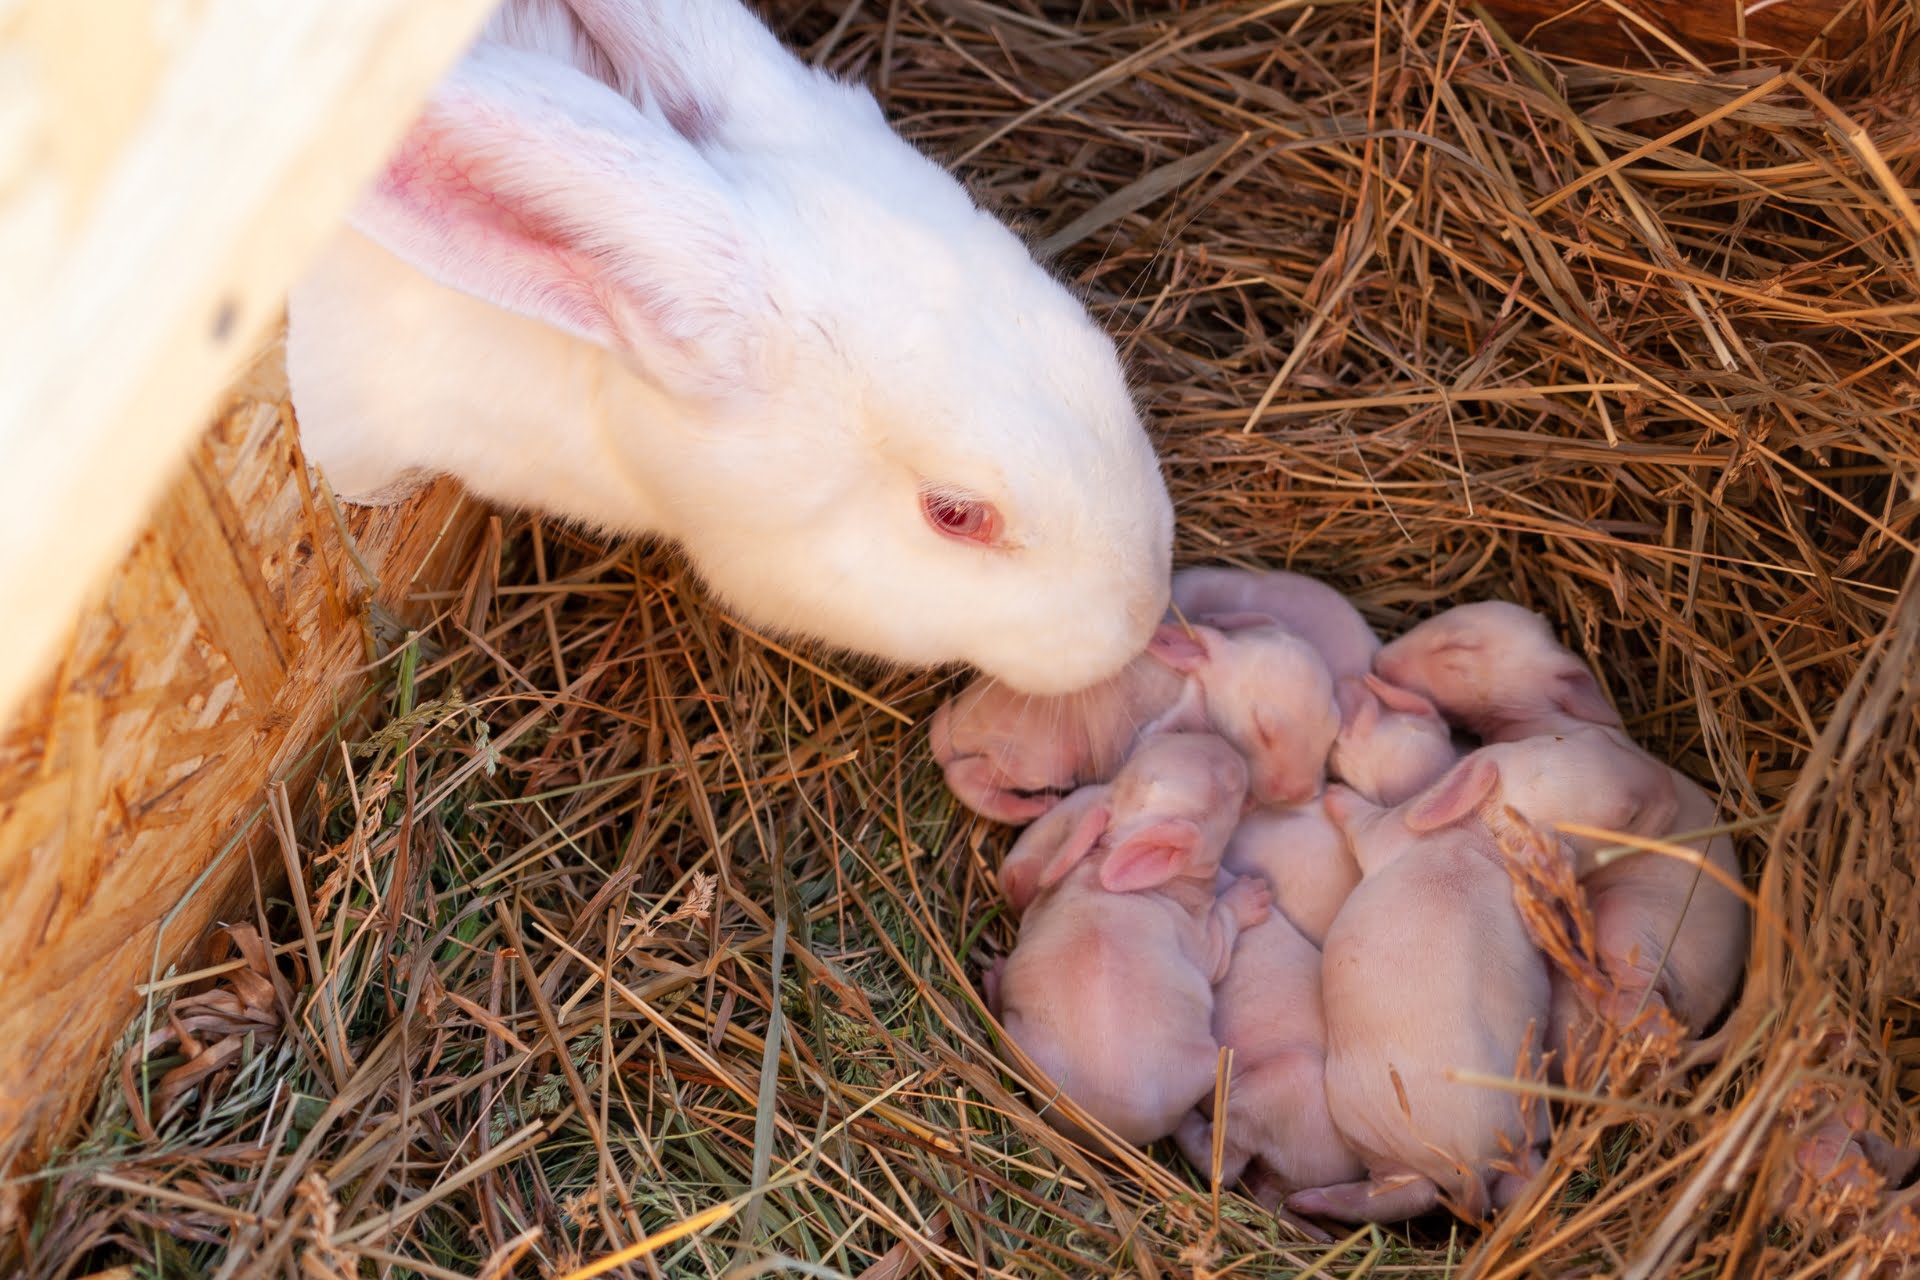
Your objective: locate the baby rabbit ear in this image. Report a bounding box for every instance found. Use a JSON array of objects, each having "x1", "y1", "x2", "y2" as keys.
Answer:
[
  {"x1": 1148, "y1": 622, "x2": 1216, "y2": 674},
  {"x1": 1404, "y1": 754, "x2": 1500, "y2": 832},
  {"x1": 351, "y1": 42, "x2": 779, "y2": 404},
  {"x1": 1551, "y1": 662, "x2": 1618, "y2": 726},
  {"x1": 1099, "y1": 819, "x2": 1205, "y2": 893},
  {"x1": 1036, "y1": 800, "x2": 1112, "y2": 891},
  {"x1": 1140, "y1": 679, "x2": 1210, "y2": 738},
  {"x1": 1362, "y1": 673, "x2": 1441, "y2": 721},
  {"x1": 1335, "y1": 676, "x2": 1380, "y2": 734}
]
